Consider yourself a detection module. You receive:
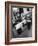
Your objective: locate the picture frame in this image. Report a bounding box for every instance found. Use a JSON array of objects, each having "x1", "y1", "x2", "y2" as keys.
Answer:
[{"x1": 5, "y1": 1, "x2": 37, "y2": 45}]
